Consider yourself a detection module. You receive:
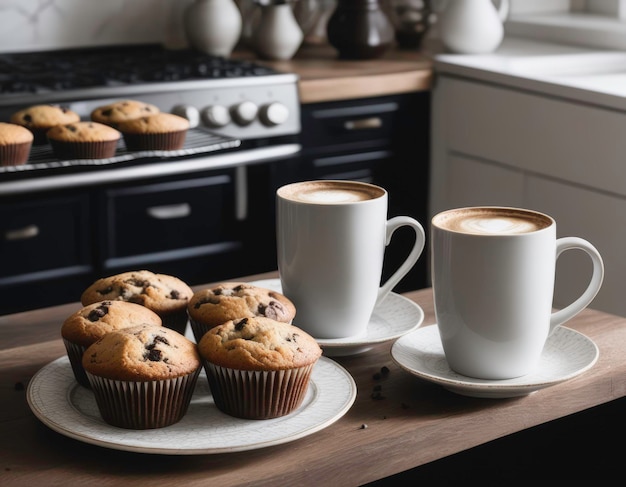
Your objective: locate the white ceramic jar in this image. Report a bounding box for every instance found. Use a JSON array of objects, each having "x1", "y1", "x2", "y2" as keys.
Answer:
[
  {"x1": 438, "y1": 0, "x2": 509, "y2": 54},
  {"x1": 185, "y1": 0, "x2": 242, "y2": 57},
  {"x1": 252, "y1": 3, "x2": 303, "y2": 60}
]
